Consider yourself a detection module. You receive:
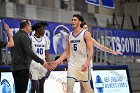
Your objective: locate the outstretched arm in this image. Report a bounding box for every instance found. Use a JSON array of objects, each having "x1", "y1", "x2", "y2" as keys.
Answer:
[
  {"x1": 4, "y1": 22, "x2": 14, "y2": 47},
  {"x1": 92, "y1": 38, "x2": 122, "y2": 55}
]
